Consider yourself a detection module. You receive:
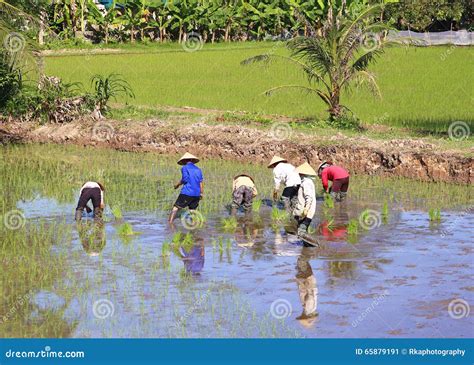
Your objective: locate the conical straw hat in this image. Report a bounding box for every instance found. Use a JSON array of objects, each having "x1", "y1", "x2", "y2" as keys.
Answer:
[
  {"x1": 296, "y1": 162, "x2": 317, "y2": 176},
  {"x1": 177, "y1": 152, "x2": 199, "y2": 165},
  {"x1": 267, "y1": 156, "x2": 287, "y2": 168}
]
